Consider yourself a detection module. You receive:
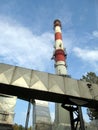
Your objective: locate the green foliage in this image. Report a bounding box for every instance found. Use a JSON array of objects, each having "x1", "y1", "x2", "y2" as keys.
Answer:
[
  {"x1": 81, "y1": 72, "x2": 98, "y2": 120},
  {"x1": 28, "y1": 126, "x2": 32, "y2": 130},
  {"x1": 81, "y1": 72, "x2": 98, "y2": 84},
  {"x1": 13, "y1": 124, "x2": 19, "y2": 130},
  {"x1": 13, "y1": 123, "x2": 32, "y2": 130}
]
